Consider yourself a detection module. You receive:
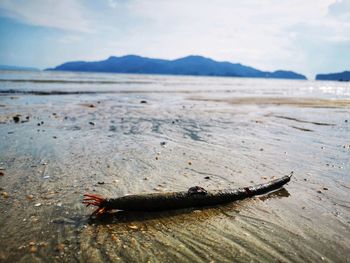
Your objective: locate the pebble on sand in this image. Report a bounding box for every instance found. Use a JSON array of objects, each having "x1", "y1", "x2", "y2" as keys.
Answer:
[
  {"x1": 56, "y1": 243, "x2": 65, "y2": 252},
  {"x1": 29, "y1": 246, "x2": 37, "y2": 253},
  {"x1": 13, "y1": 115, "x2": 21, "y2": 123}
]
